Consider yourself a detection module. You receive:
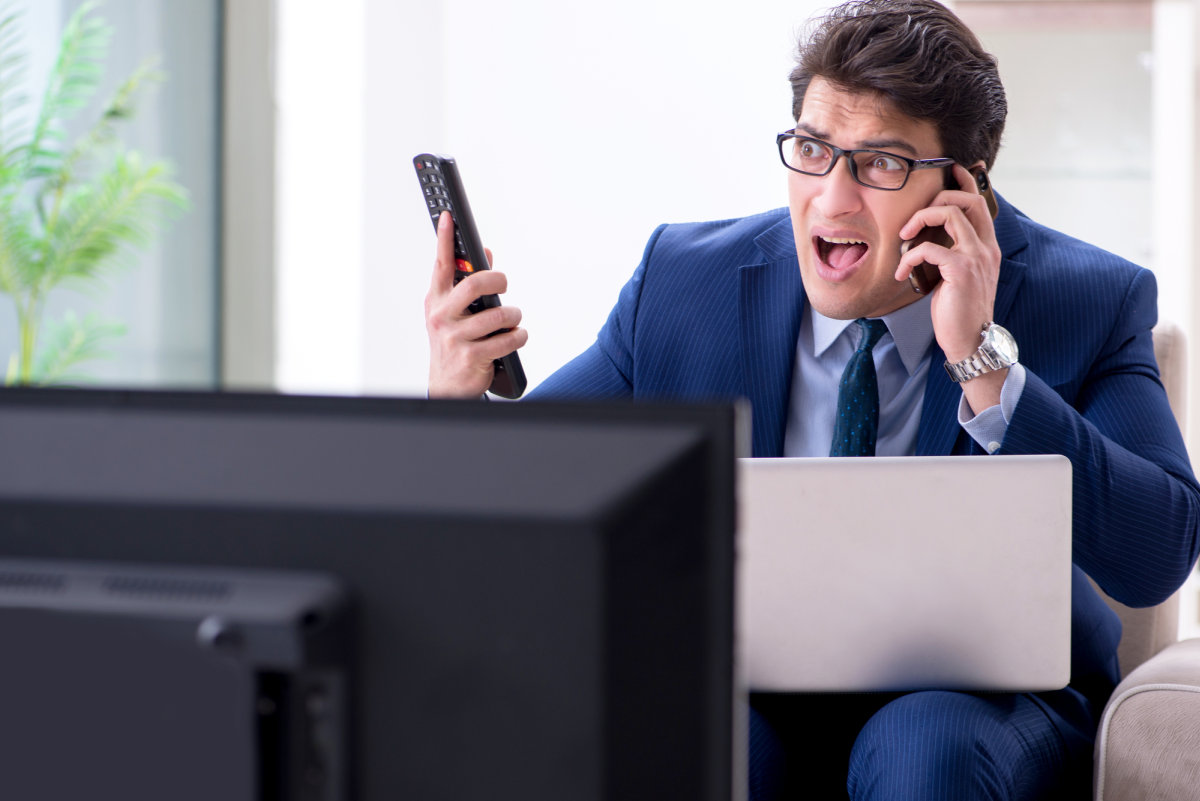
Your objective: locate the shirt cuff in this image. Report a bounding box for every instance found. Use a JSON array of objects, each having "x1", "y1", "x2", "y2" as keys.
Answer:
[{"x1": 958, "y1": 363, "x2": 1027, "y2": 454}]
